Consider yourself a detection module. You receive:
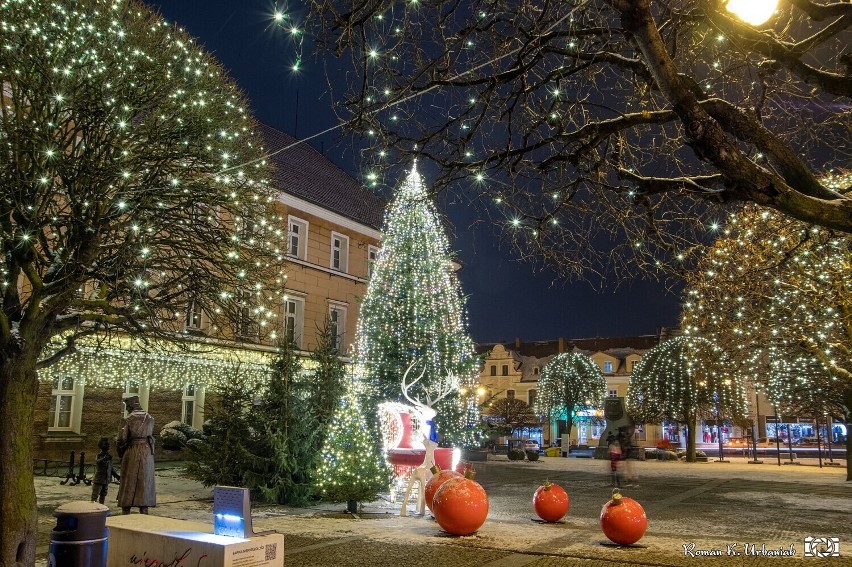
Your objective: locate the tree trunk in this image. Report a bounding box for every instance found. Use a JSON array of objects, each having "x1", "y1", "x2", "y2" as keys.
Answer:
[
  {"x1": 0, "y1": 356, "x2": 39, "y2": 567},
  {"x1": 685, "y1": 419, "x2": 697, "y2": 463}
]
